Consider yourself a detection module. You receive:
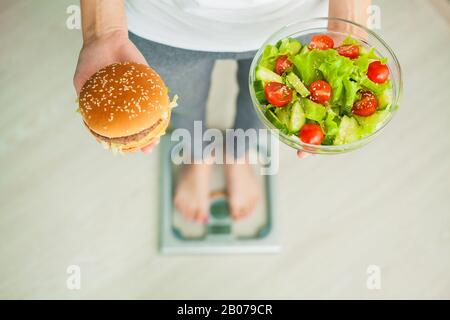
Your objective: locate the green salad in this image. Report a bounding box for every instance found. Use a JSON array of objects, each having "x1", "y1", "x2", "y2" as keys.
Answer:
[{"x1": 253, "y1": 34, "x2": 395, "y2": 146}]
